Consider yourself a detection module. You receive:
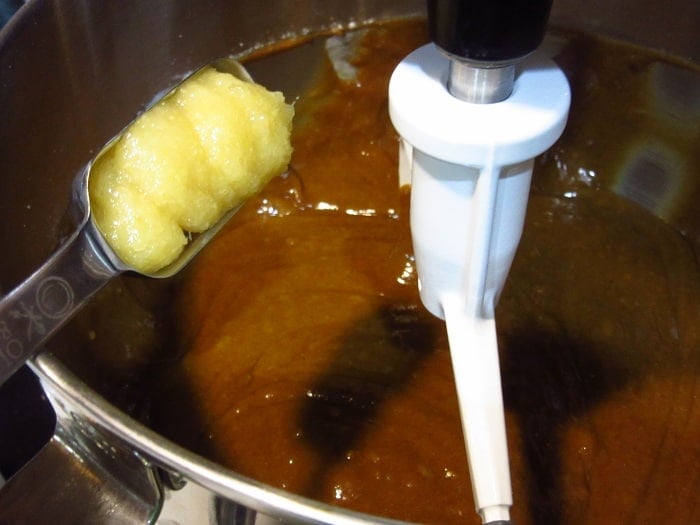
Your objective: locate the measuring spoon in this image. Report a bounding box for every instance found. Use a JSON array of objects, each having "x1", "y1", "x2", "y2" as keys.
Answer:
[{"x1": 0, "y1": 59, "x2": 256, "y2": 386}]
